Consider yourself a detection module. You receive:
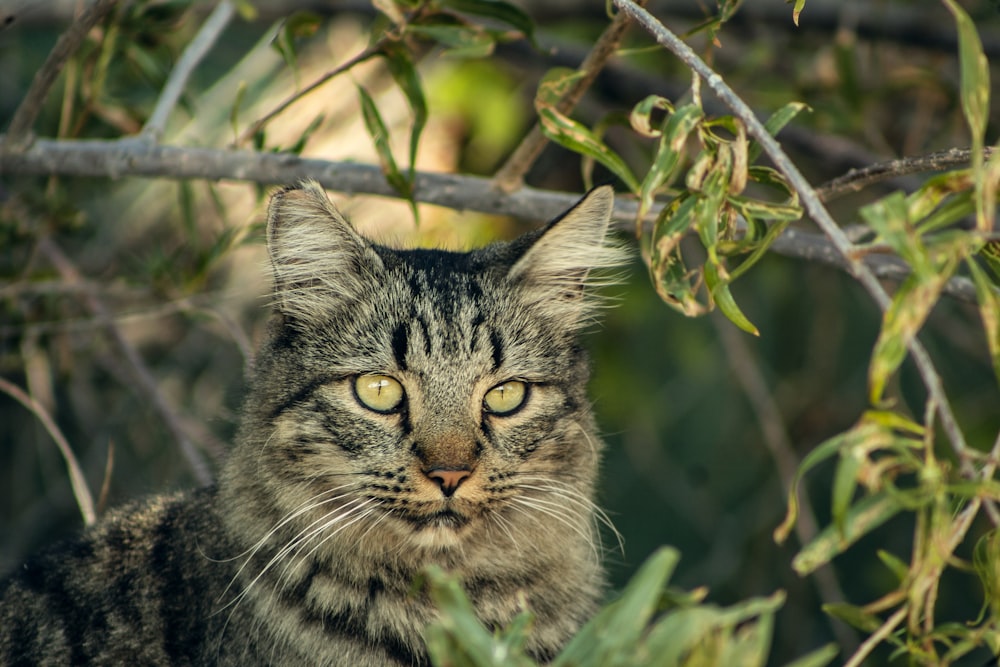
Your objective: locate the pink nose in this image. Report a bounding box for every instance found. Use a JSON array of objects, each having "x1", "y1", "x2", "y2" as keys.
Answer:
[{"x1": 425, "y1": 468, "x2": 472, "y2": 497}]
